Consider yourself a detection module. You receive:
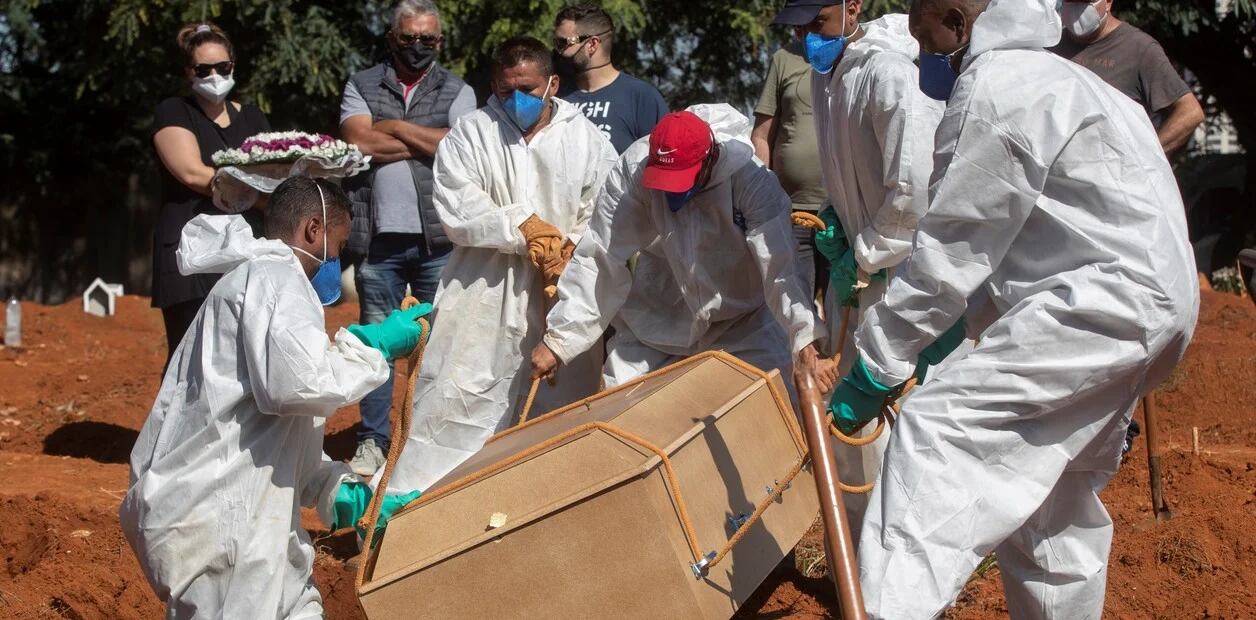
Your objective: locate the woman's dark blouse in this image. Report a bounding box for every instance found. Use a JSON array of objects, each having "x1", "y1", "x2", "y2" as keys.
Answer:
[{"x1": 149, "y1": 96, "x2": 269, "y2": 308}]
